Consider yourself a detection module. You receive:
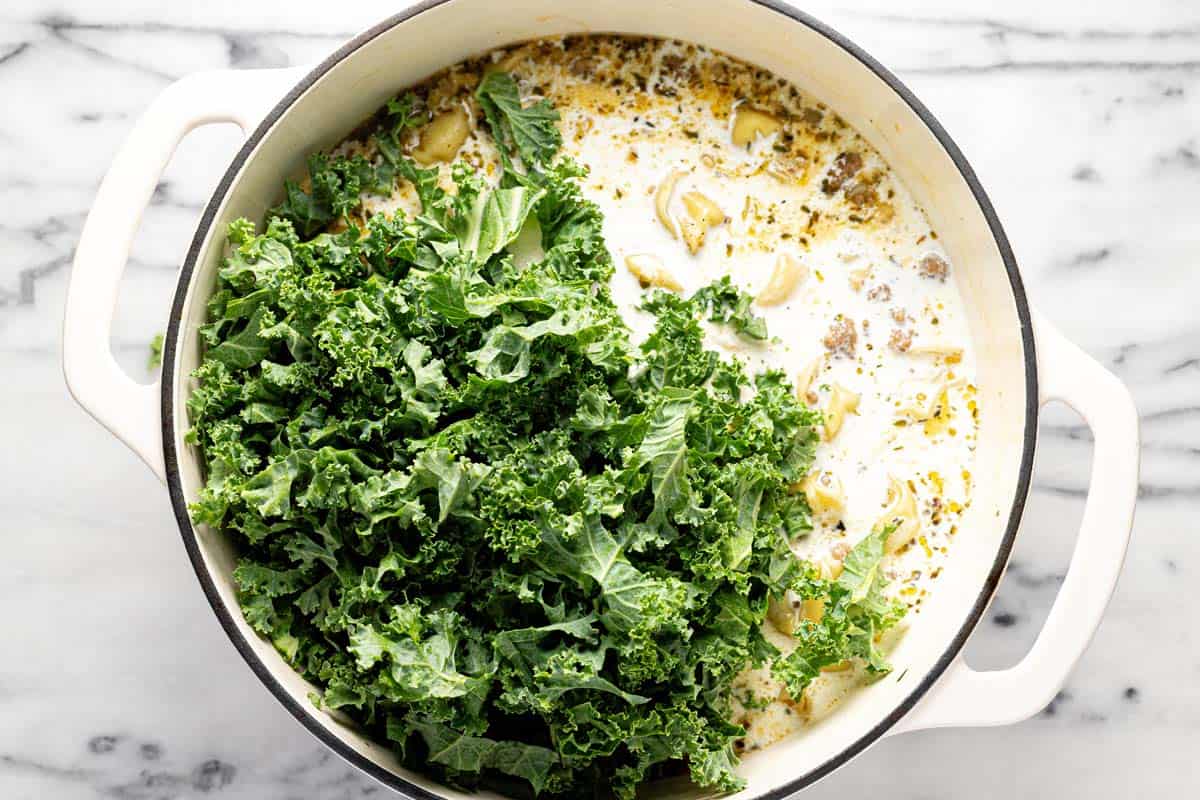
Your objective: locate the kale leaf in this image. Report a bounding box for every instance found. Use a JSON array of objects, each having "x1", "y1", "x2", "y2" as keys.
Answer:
[
  {"x1": 476, "y1": 71, "x2": 562, "y2": 172},
  {"x1": 692, "y1": 276, "x2": 768, "y2": 341},
  {"x1": 188, "y1": 72, "x2": 902, "y2": 799}
]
